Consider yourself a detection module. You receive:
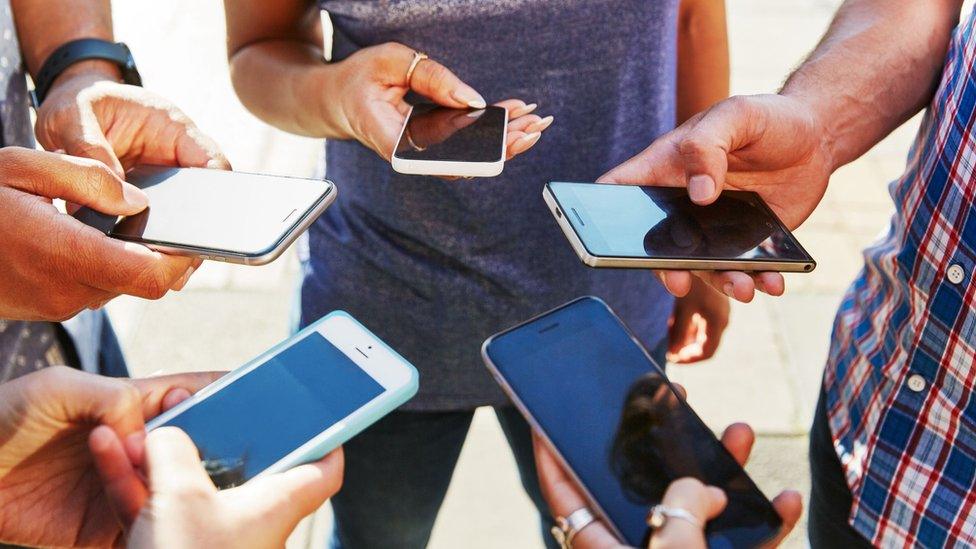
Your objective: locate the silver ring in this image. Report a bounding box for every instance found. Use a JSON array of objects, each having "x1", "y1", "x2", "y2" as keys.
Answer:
[
  {"x1": 551, "y1": 507, "x2": 597, "y2": 549},
  {"x1": 647, "y1": 504, "x2": 703, "y2": 530}
]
